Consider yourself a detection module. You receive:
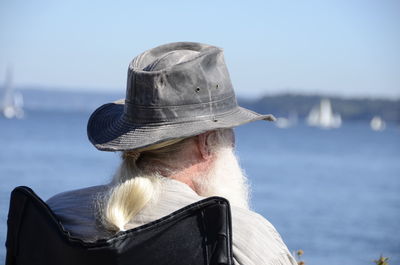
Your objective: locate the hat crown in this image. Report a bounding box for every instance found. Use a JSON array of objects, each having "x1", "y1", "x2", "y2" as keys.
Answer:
[
  {"x1": 123, "y1": 42, "x2": 237, "y2": 123},
  {"x1": 142, "y1": 50, "x2": 199, "y2": 71},
  {"x1": 87, "y1": 42, "x2": 274, "y2": 151}
]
